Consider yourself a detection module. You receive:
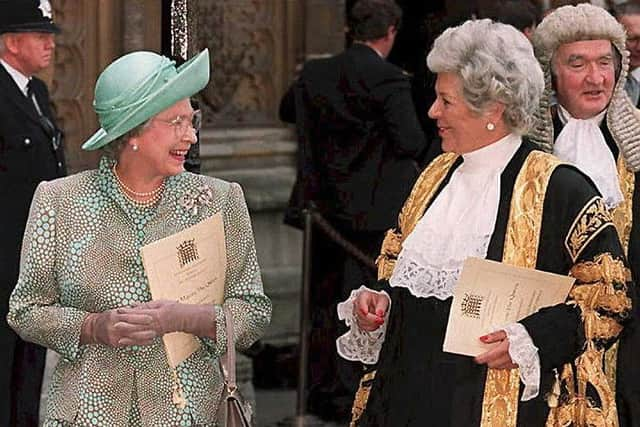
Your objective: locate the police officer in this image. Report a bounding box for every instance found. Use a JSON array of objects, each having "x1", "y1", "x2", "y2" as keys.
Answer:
[{"x1": 0, "y1": 1, "x2": 65, "y2": 425}]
